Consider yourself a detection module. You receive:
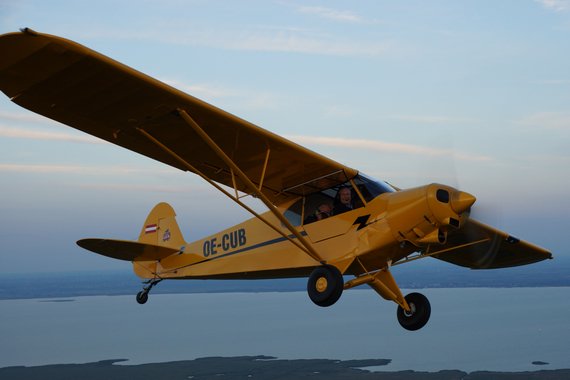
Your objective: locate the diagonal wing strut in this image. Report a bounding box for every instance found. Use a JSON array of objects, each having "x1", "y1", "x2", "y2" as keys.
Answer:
[{"x1": 137, "y1": 109, "x2": 325, "y2": 264}]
